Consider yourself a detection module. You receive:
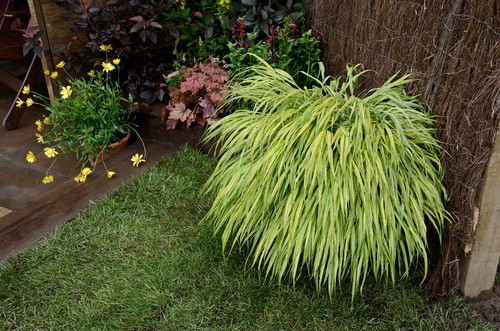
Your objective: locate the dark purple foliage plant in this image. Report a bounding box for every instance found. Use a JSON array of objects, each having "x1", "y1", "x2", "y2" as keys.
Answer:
[{"x1": 53, "y1": 0, "x2": 173, "y2": 104}]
